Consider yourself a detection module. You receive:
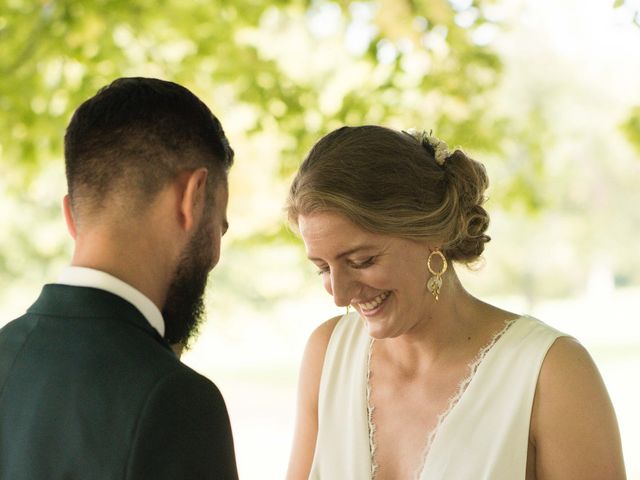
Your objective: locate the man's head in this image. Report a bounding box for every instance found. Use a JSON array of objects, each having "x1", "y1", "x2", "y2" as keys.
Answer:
[
  {"x1": 64, "y1": 77, "x2": 233, "y2": 346},
  {"x1": 65, "y1": 77, "x2": 233, "y2": 218}
]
